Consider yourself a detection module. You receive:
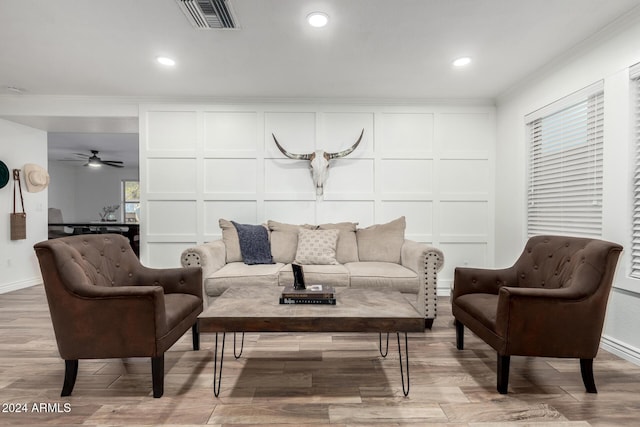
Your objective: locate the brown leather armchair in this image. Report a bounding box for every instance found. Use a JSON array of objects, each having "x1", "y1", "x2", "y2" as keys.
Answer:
[
  {"x1": 452, "y1": 235, "x2": 622, "y2": 394},
  {"x1": 34, "y1": 234, "x2": 203, "y2": 398}
]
